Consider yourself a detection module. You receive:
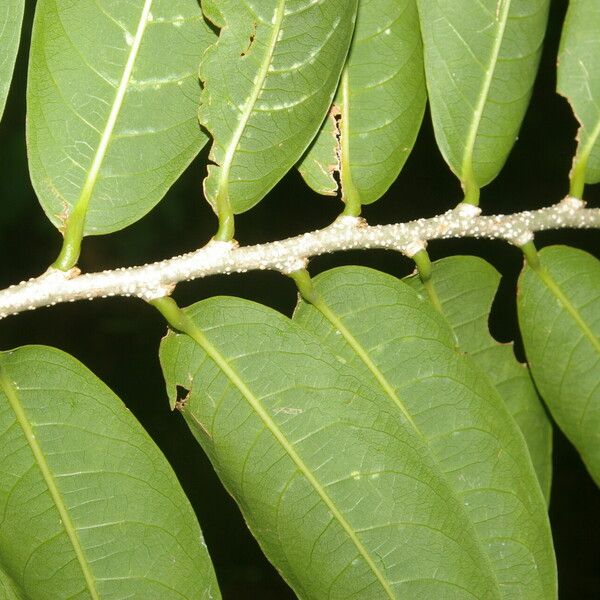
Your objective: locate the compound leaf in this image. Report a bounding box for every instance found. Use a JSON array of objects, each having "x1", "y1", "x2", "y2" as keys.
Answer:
[
  {"x1": 417, "y1": 0, "x2": 550, "y2": 201},
  {"x1": 405, "y1": 256, "x2": 553, "y2": 503},
  {"x1": 0, "y1": 0, "x2": 24, "y2": 121},
  {"x1": 518, "y1": 246, "x2": 600, "y2": 486},
  {"x1": 0, "y1": 345, "x2": 219, "y2": 599},
  {"x1": 298, "y1": 0, "x2": 426, "y2": 208},
  {"x1": 199, "y1": 0, "x2": 358, "y2": 216},
  {"x1": 557, "y1": 0, "x2": 600, "y2": 196},
  {"x1": 293, "y1": 266, "x2": 556, "y2": 599},
  {"x1": 27, "y1": 0, "x2": 215, "y2": 235}
]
